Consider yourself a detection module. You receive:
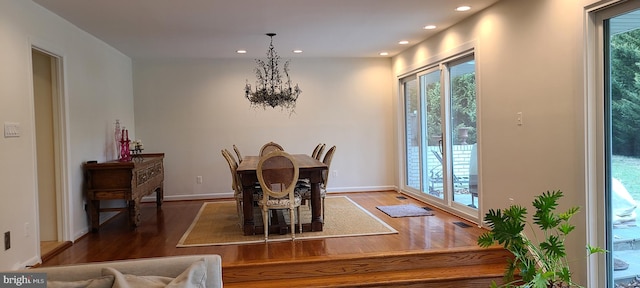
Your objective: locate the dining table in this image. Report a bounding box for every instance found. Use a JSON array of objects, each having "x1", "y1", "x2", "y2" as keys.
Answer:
[{"x1": 236, "y1": 154, "x2": 328, "y2": 236}]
